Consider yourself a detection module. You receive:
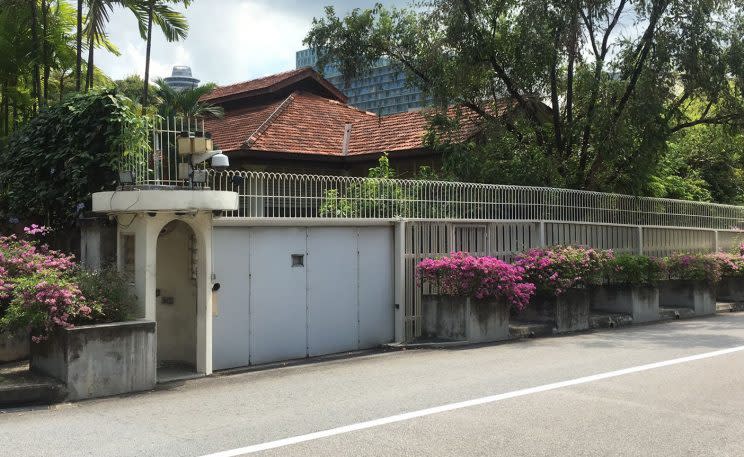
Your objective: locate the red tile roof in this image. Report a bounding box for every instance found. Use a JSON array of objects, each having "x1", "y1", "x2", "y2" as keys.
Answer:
[
  {"x1": 205, "y1": 91, "x2": 488, "y2": 157},
  {"x1": 200, "y1": 67, "x2": 346, "y2": 104},
  {"x1": 202, "y1": 70, "x2": 500, "y2": 158}
]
